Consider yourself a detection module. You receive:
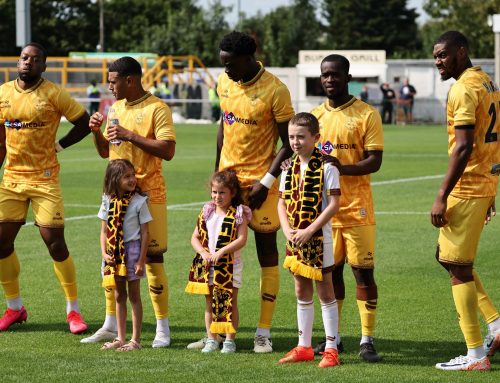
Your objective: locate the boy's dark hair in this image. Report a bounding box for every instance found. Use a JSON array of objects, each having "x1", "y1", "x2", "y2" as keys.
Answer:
[
  {"x1": 289, "y1": 112, "x2": 320, "y2": 135},
  {"x1": 219, "y1": 31, "x2": 257, "y2": 56},
  {"x1": 108, "y1": 56, "x2": 142, "y2": 77}
]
